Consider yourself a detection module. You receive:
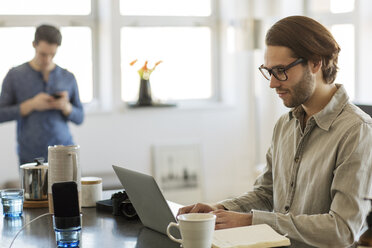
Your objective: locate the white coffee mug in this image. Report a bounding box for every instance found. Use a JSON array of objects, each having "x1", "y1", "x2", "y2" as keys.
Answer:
[{"x1": 167, "y1": 213, "x2": 216, "y2": 248}]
